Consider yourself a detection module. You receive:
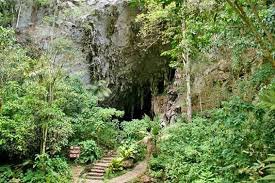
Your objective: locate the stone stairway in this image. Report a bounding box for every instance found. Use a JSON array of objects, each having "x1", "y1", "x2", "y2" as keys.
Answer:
[{"x1": 84, "y1": 152, "x2": 117, "y2": 183}]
